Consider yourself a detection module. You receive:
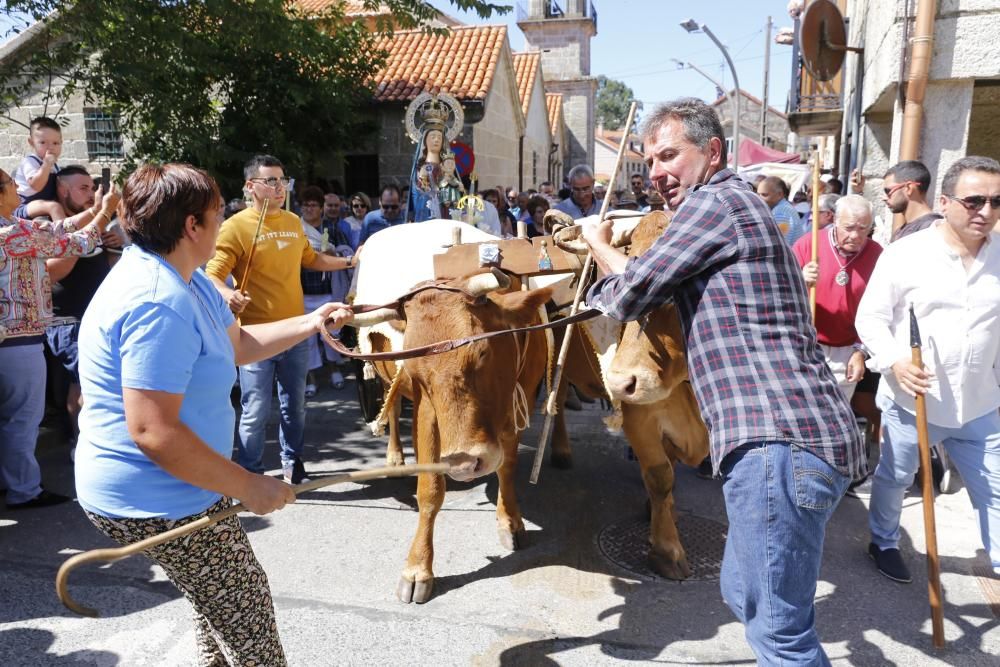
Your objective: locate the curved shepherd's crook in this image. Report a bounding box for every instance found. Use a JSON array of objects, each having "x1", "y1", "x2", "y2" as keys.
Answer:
[
  {"x1": 530, "y1": 101, "x2": 639, "y2": 485},
  {"x1": 56, "y1": 463, "x2": 449, "y2": 617}
]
